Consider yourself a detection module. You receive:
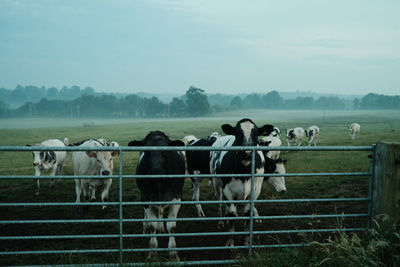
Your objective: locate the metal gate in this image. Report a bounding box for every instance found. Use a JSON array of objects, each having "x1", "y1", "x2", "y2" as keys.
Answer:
[{"x1": 0, "y1": 145, "x2": 374, "y2": 266}]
